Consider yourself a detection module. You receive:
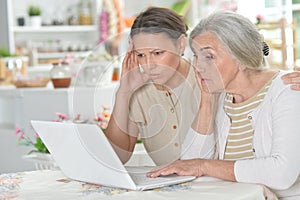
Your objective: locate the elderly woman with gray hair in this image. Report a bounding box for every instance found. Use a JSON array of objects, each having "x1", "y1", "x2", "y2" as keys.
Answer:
[{"x1": 147, "y1": 11, "x2": 300, "y2": 199}]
